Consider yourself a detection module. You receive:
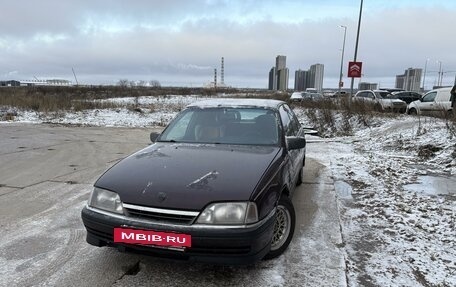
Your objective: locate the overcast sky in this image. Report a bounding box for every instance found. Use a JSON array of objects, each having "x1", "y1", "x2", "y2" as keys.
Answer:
[{"x1": 1, "y1": 0, "x2": 455, "y2": 89}]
